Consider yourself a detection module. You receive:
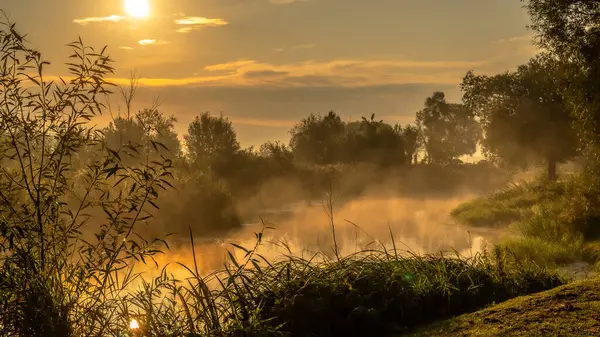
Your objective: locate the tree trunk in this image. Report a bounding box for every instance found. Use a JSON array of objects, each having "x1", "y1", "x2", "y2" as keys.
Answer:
[{"x1": 547, "y1": 156, "x2": 557, "y2": 181}]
